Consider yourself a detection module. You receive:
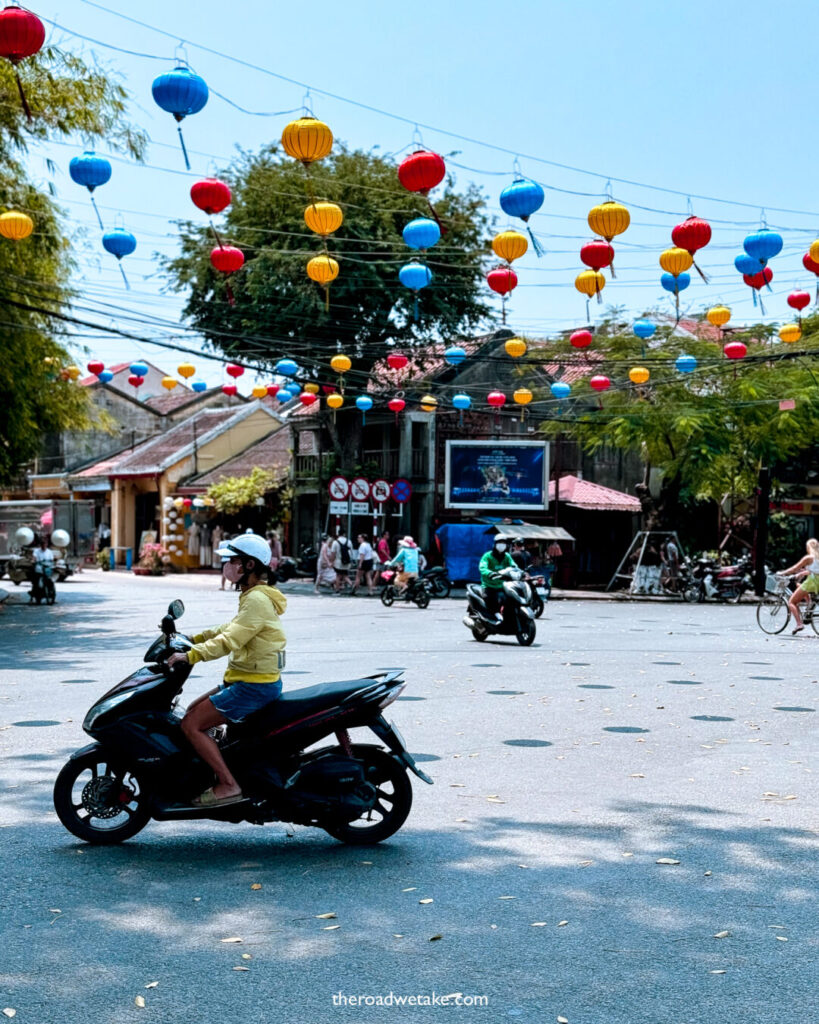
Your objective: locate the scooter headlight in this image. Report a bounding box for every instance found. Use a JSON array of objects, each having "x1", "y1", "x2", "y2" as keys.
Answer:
[{"x1": 83, "y1": 690, "x2": 135, "y2": 731}]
